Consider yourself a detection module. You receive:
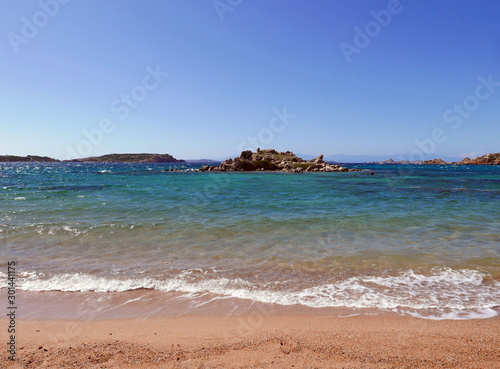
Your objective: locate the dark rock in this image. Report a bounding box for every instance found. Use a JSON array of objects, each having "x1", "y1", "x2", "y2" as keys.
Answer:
[
  {"x1": 240, "y1": 150, "x2": 253, "y2": 160},
  {"x1": 305, "y1": 164, "x2": 322, "y2": 172}
]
